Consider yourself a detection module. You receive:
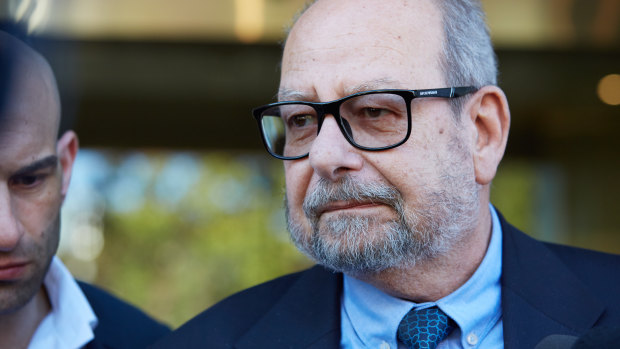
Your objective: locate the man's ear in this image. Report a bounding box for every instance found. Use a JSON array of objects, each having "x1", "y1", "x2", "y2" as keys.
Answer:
[
  {"x1": 56, "y1": 130, "x2": 79, "y2": 198},
  {"x1": 465, "y1": 86, "x2": 510, "y2": 185}
]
